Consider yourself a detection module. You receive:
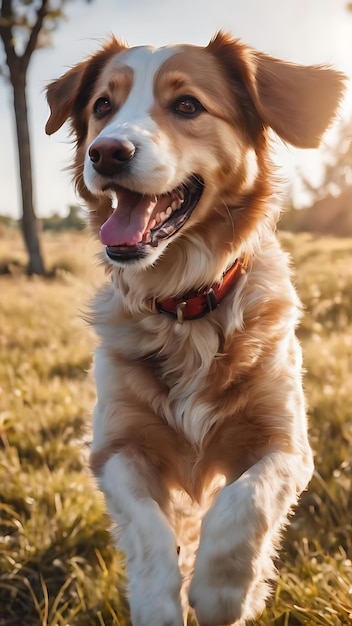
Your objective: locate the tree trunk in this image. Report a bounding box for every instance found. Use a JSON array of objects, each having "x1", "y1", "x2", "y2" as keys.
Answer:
[{"x1": 12, "y1": 68, "x2": 46, "y2": 275}]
